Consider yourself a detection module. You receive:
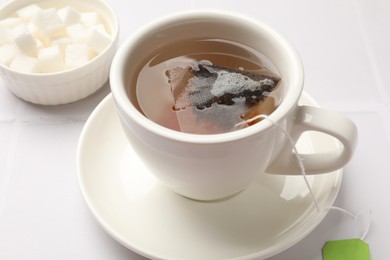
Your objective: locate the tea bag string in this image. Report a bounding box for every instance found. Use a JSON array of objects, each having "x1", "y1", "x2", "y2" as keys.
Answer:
[{"x1": 236, "y1": 114, "x2": 372, "y2": 241}]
